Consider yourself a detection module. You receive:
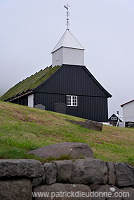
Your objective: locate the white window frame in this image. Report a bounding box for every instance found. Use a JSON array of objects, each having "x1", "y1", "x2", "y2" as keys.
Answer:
[{"x1": 66, "y1": 95, "x2": 78, "y2": 106}]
